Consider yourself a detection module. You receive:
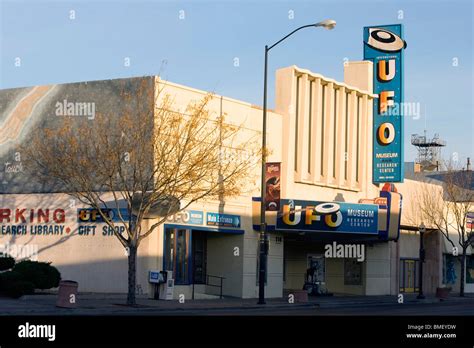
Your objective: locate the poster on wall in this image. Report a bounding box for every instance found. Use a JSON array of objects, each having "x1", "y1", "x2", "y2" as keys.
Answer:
[
  {"x1": 264, "y1": 162, "x2": 281, "y2": 211},
  {"x1": 364, "y1": 24, "x2": 407, "y2": 183},
  {"x1": 466, "y1": 212, "x2": 474, "y2": 231}
]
